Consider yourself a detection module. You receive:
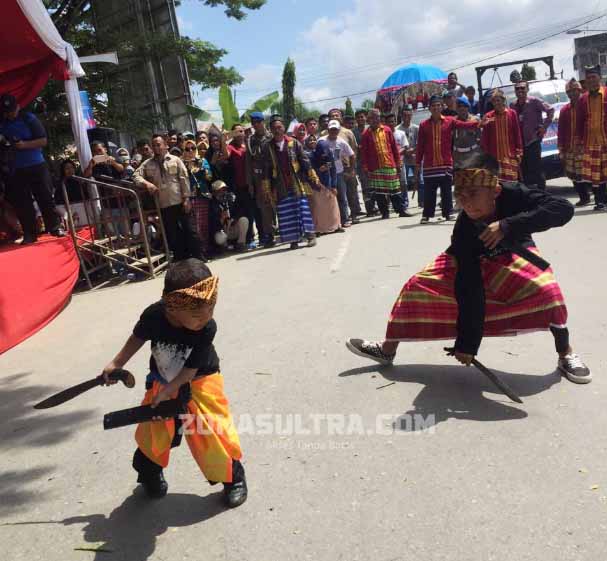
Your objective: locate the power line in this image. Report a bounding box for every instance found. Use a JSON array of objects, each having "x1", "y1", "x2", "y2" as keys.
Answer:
[
  {"x1": 234, "y1": 11, "x2": 607, "y2": 96},
  {"x1": 279, "y1": 10, "x2": 607, "y2": 108}
]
